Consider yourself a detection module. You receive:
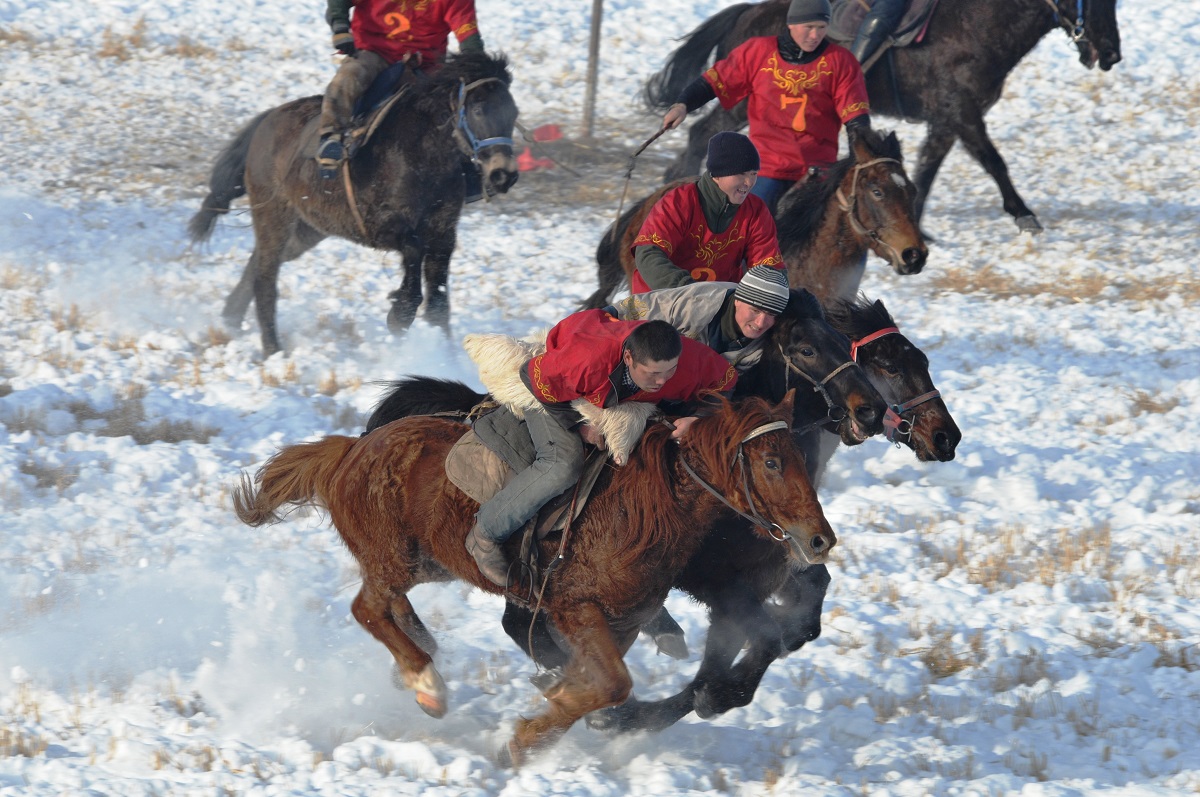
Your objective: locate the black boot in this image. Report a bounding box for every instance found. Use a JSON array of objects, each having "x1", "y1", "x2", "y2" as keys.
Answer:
[
  {"x1": 316, "y1": 135, "x2": 345, "y2": 180},
  {"x1": 466, "y1": 521, "x2": 509, "y2": 587}
]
